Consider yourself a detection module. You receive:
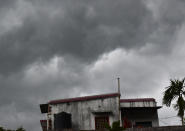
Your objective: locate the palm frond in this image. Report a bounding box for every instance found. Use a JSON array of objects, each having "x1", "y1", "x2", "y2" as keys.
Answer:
[
  {"x1": 163, "y1": 78, "x2": 185, "y2": 106},
  {"x1": 173, "y1": 103, "x2": 179, "y2": 110},
  {"x1": 177, "y1": 96, "x2": 185, "y2": 118},
  {"x1": 163, "y1": 78, "x2": 185, "y2": 125}
]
